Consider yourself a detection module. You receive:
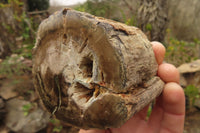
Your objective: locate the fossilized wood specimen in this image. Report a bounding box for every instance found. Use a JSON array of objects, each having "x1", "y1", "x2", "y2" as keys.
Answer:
[{"x1": 32, "y1": 8, "x2": 164, "y2": 129}]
